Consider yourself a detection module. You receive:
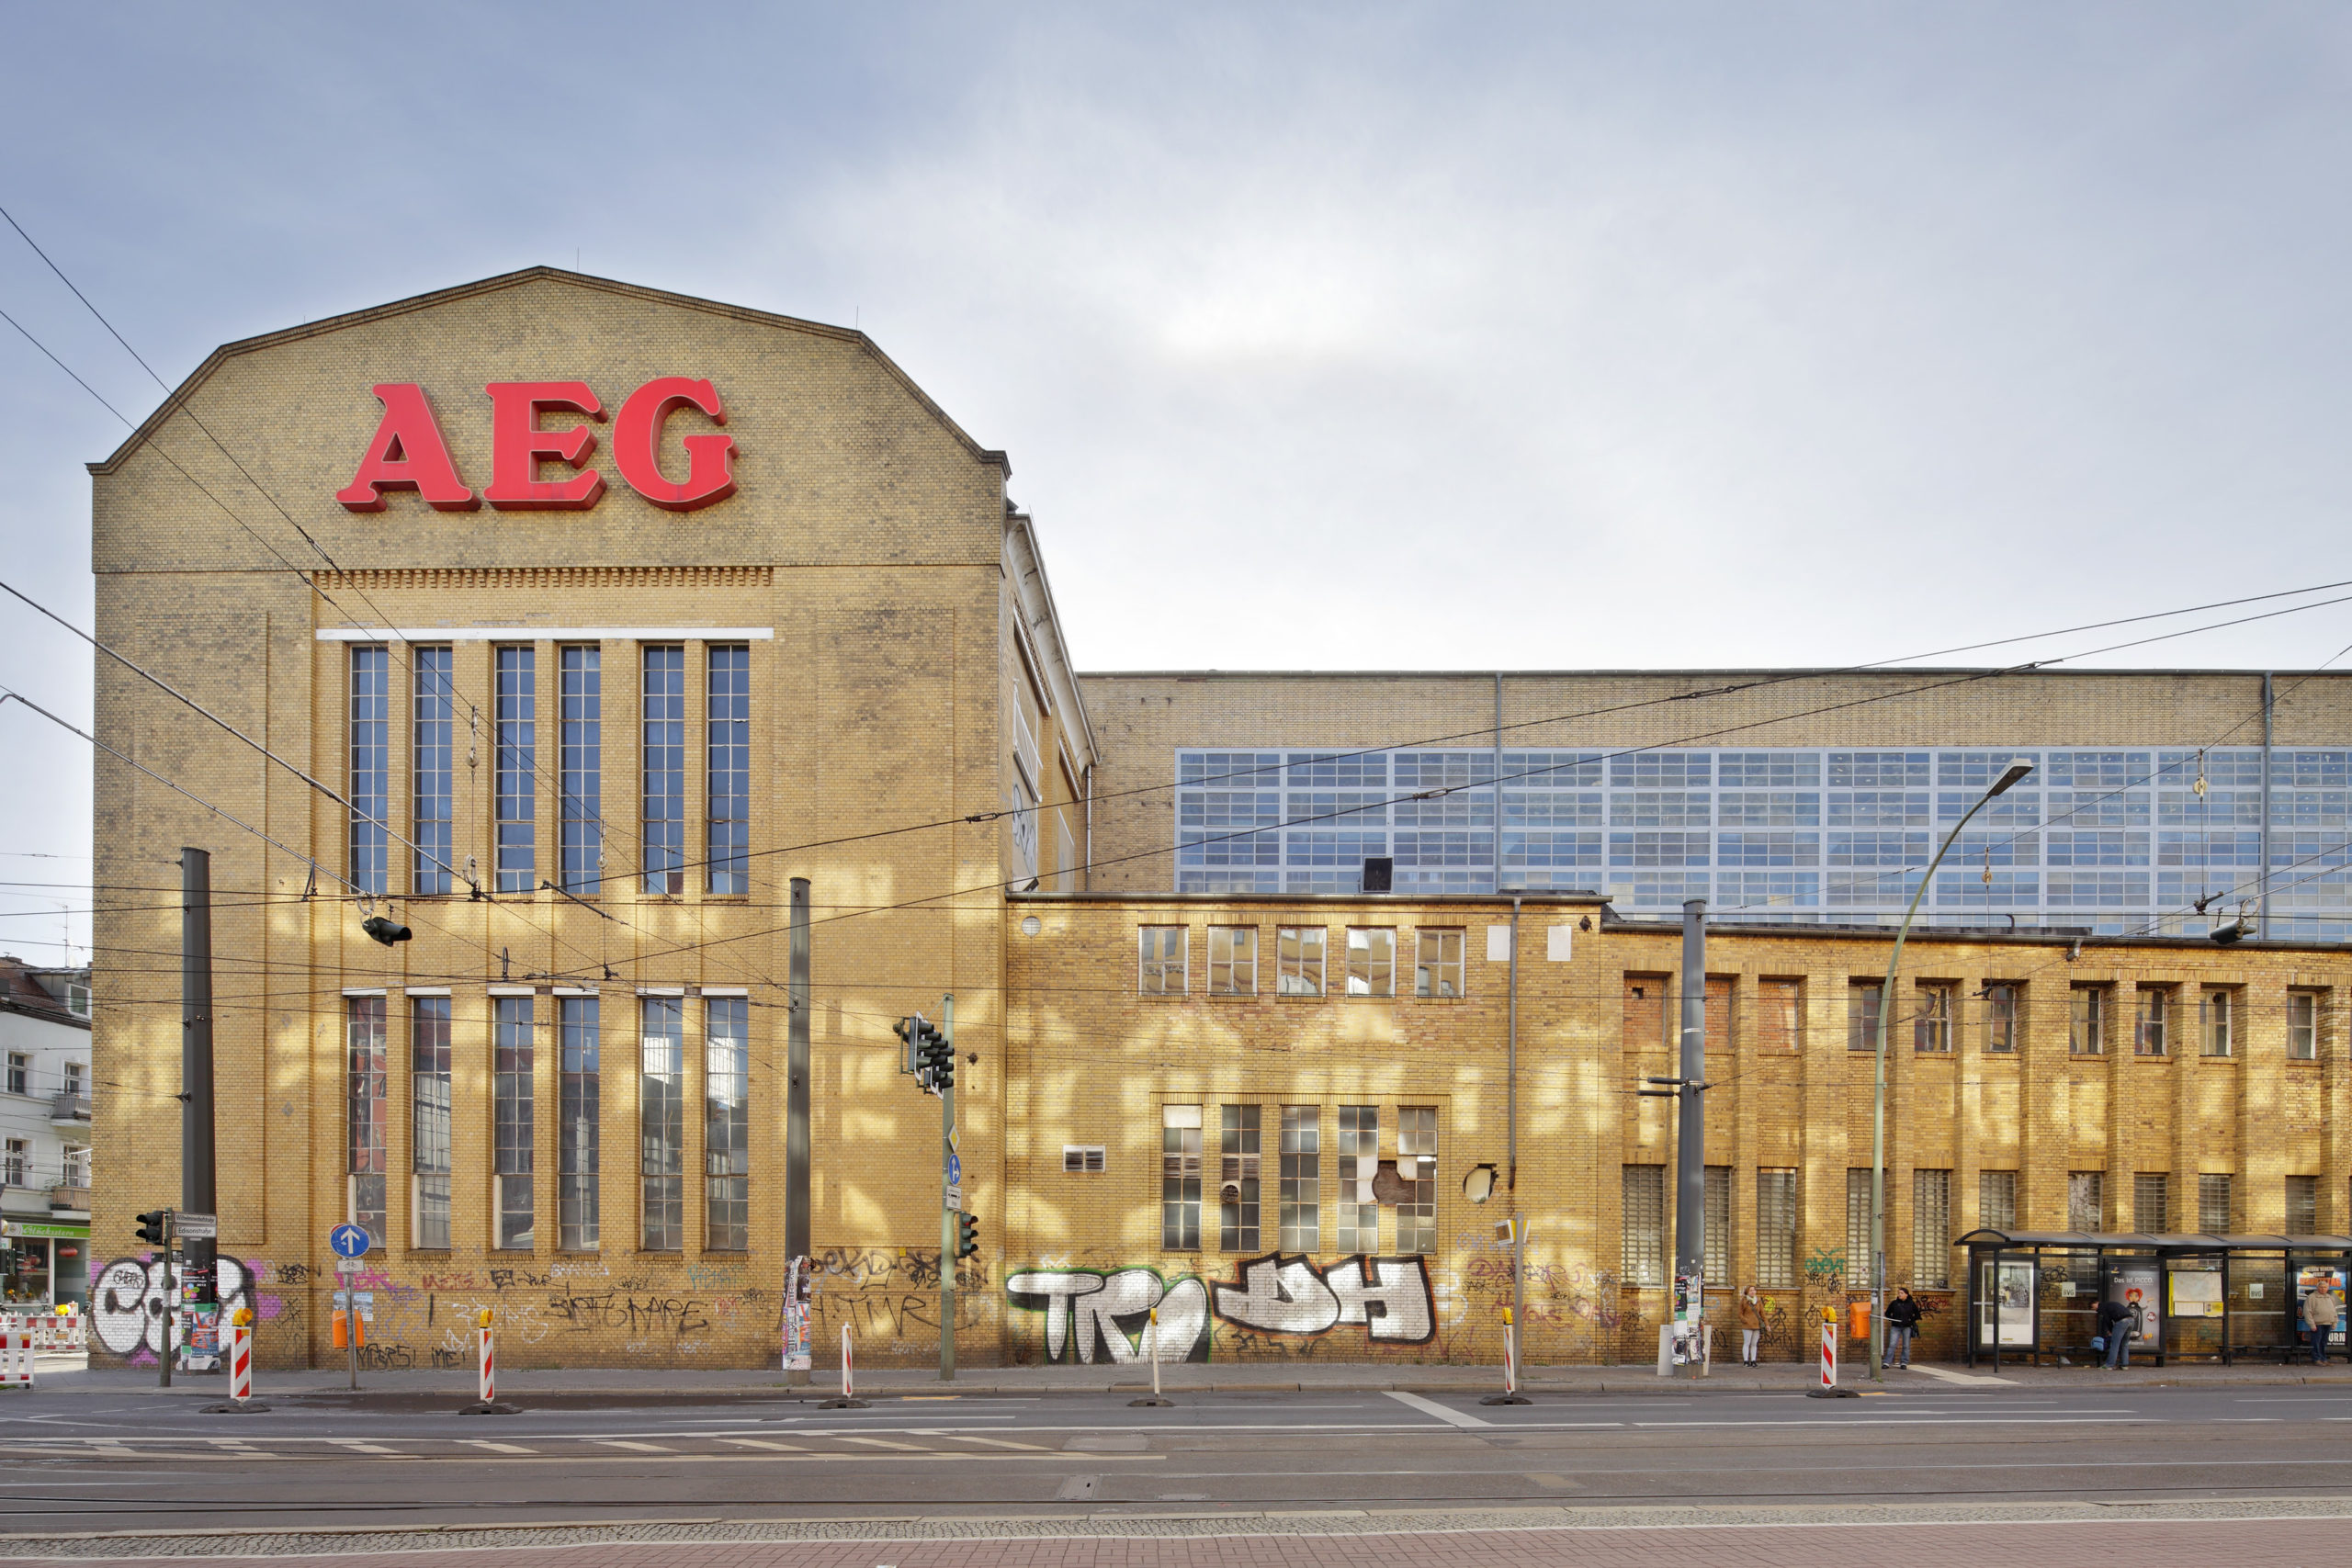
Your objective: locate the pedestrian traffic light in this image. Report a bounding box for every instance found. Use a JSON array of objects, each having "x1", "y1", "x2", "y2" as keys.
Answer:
[
  {"x1": 956, "y1": 1211, "x2": 980, "y2": 1260},
  {"x1": 134, "y1": 1210, "x2": 169, "y2": 1247}
]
